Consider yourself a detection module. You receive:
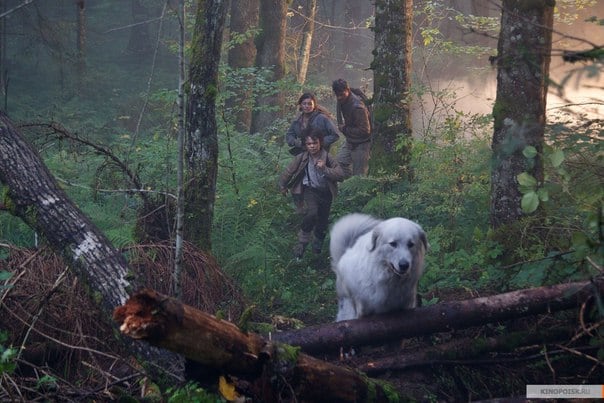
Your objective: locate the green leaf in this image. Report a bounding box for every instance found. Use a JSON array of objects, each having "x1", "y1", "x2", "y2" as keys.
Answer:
[
  {"x1": 537, "y1": 188, "x2": 549, "y2": 202},
  {"x1": 517, "y1": 172, "x2": 537, "y2": 188},
  {"x1": 521, "y1": 191, "x2": 539, "y2": 213},
  {"x1": 523, "y1": 145, "x2": 538, "y2": 158},
  {"x1": 549, "y1": 149, "x2": 565, "y2": 167}
]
